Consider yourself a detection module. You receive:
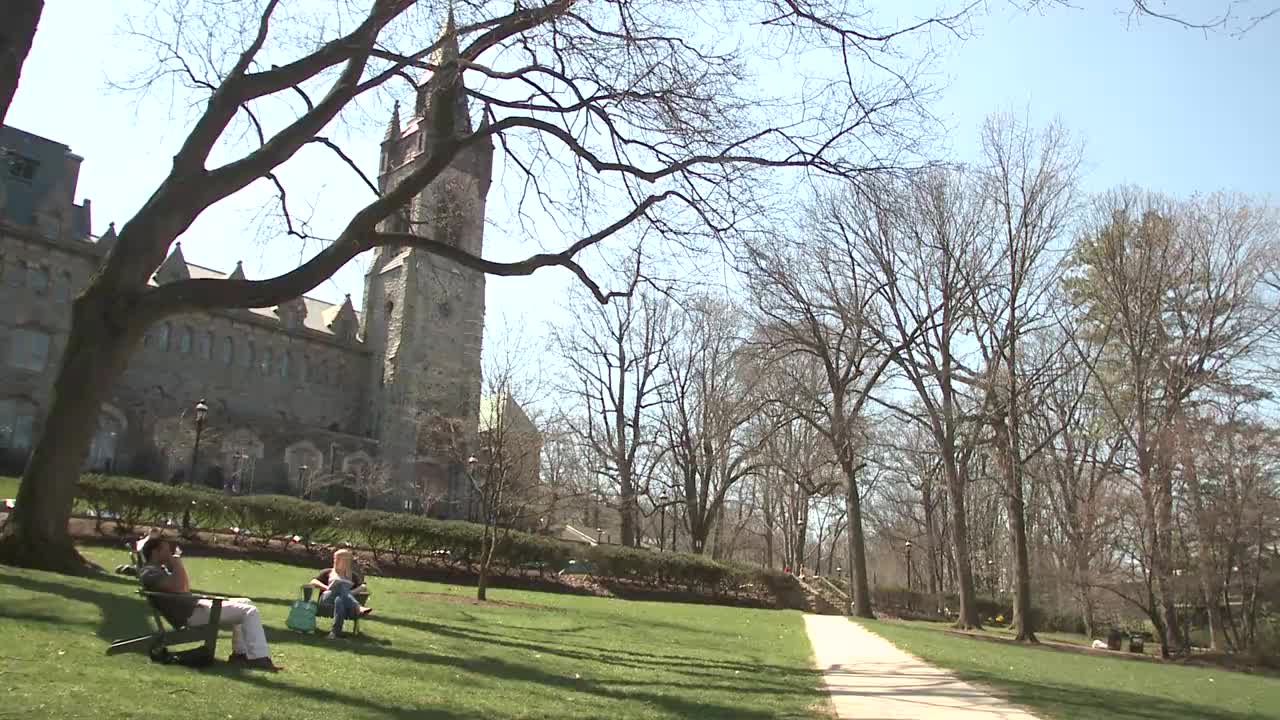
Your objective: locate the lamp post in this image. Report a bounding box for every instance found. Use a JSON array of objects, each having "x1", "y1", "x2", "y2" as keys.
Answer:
[
  {"x1": 987, "y1": 558, "x2": 996, "y2": 597},
  {"x1": 467, "y1": 454, "x2": 479, "y2": 522},
  {"x1": 904, "y1": 540, "x2": 913, "y2": 592},
  {"x1": 659, "y1": 492, "x2": 668, "y2": 552},
  {"x1": 182, "y1": 399, "x2": 208, "y2": 534},
  {"x1": 298, "y1": 464, "x2": 308, "y2": 498}
]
